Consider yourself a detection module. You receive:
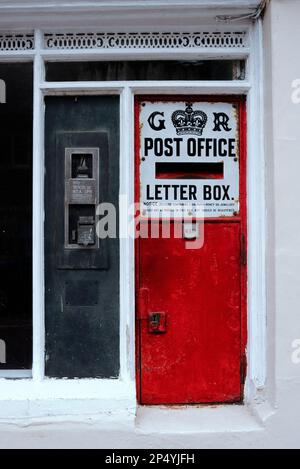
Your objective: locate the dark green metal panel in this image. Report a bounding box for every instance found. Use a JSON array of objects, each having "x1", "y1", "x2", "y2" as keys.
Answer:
[{"x1": 45, "y1": 96, "x2": 120, "y2": 378}]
